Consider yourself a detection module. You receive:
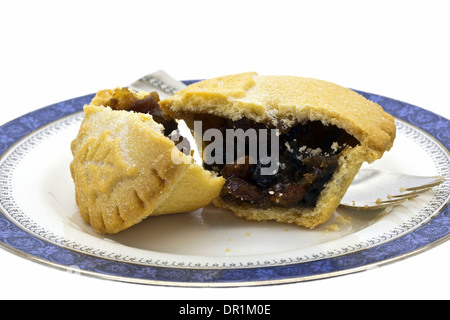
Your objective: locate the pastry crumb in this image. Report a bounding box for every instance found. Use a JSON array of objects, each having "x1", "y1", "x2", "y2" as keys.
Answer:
[
  {"x1": 324, "y1": 214, "x2": 351, "y2": 233},
  {"x1": 325, "y1": 224, "x2": 340, "y2": 232},
  {"x1": 336, "y1": 214, "x2": 351, "y2": 224}
]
